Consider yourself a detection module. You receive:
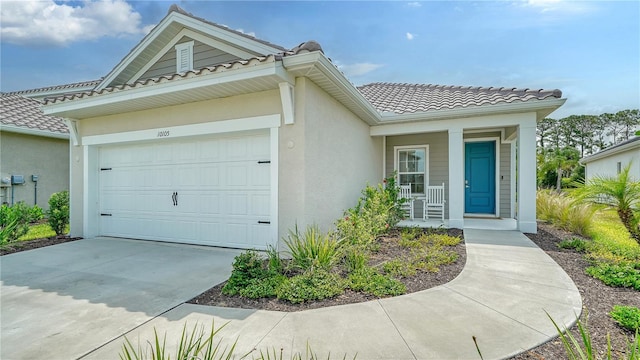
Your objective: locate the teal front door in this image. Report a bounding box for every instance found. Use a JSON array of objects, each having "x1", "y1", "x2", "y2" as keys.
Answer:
[{"x1": 465, "y1": 141, "x2": 496, "y2": 214}]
